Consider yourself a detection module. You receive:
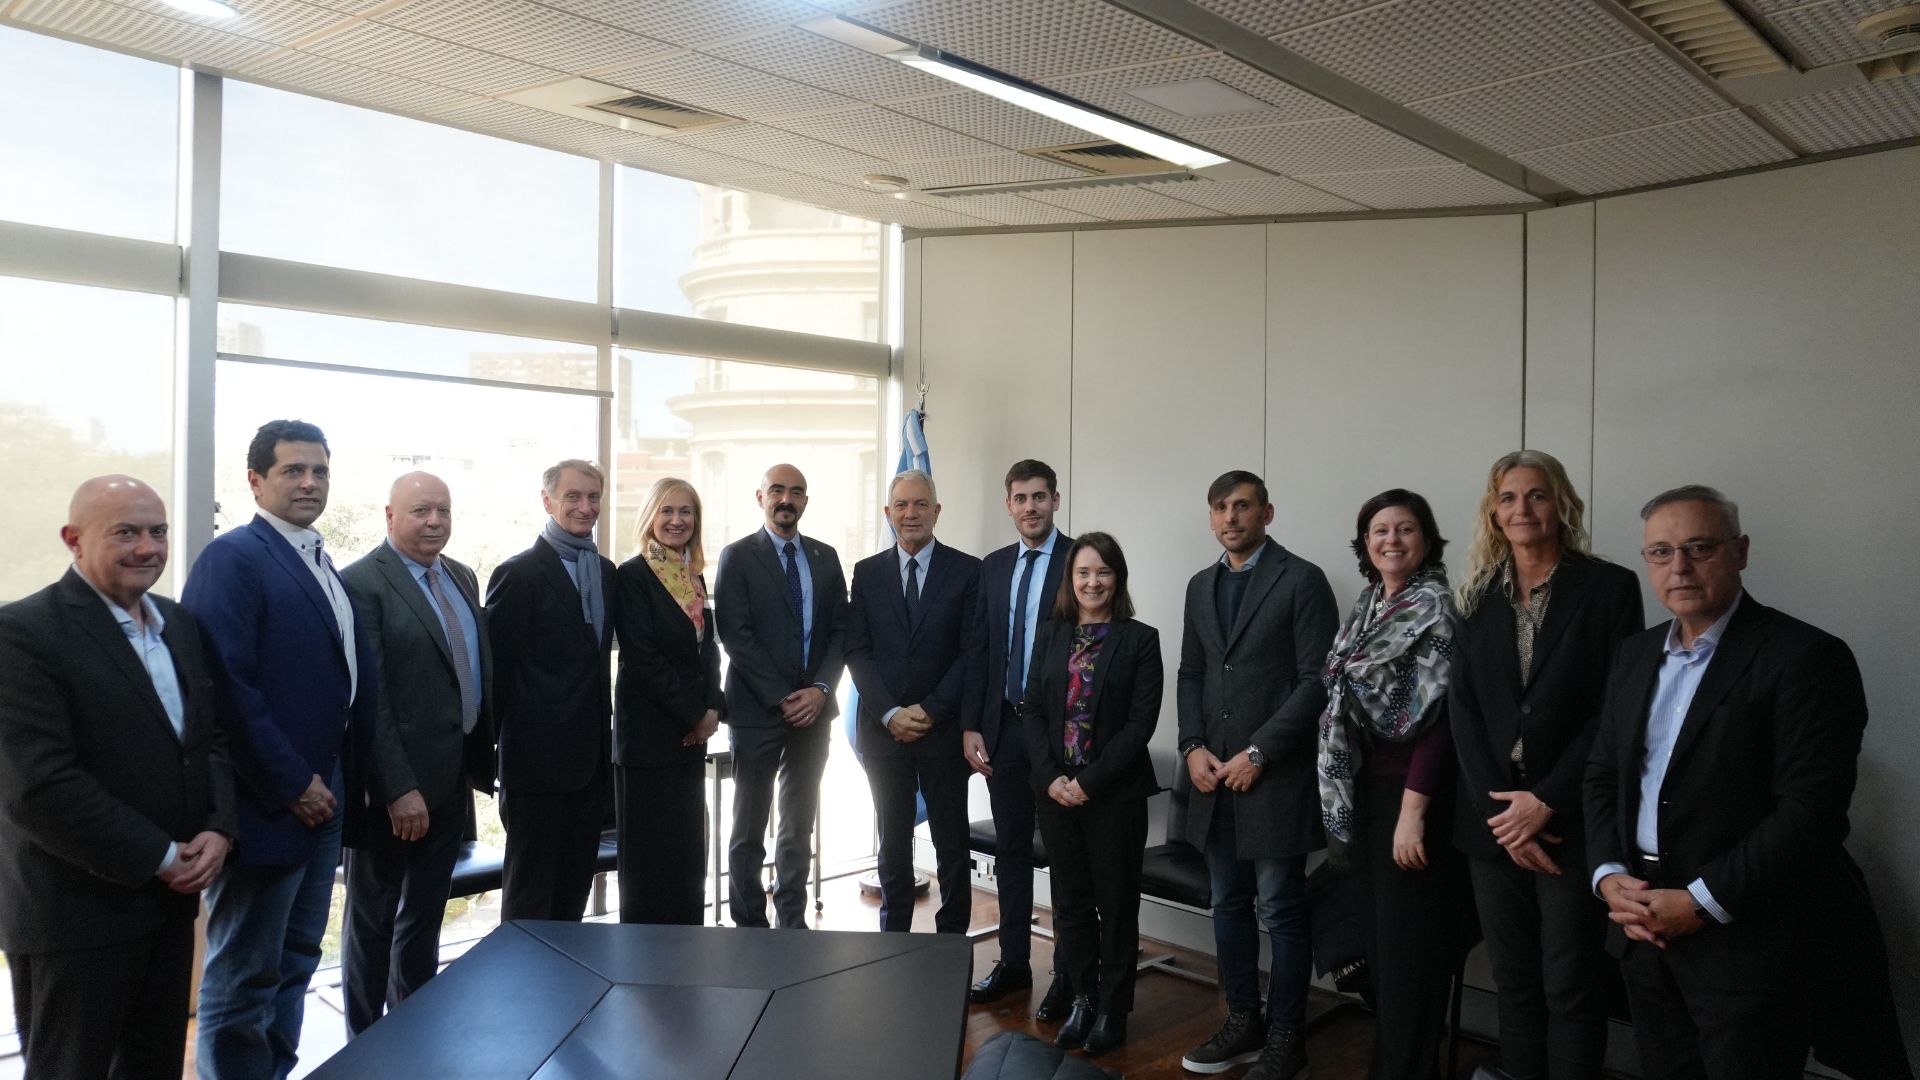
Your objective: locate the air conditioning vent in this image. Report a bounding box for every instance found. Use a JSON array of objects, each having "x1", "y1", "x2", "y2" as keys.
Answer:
[
  {"x1": 1622, "y1": 0, "x2": 1789, "y2": 79},
  {"x1": 1019, "y1": 140, "x2": 1182, "y2": 177},
  {"x1": 500, "y1": 78, "x2": 742, "y2": 137},
  {"x1": 581, "y1": 92, "x2": 738, "y2": 133}
]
